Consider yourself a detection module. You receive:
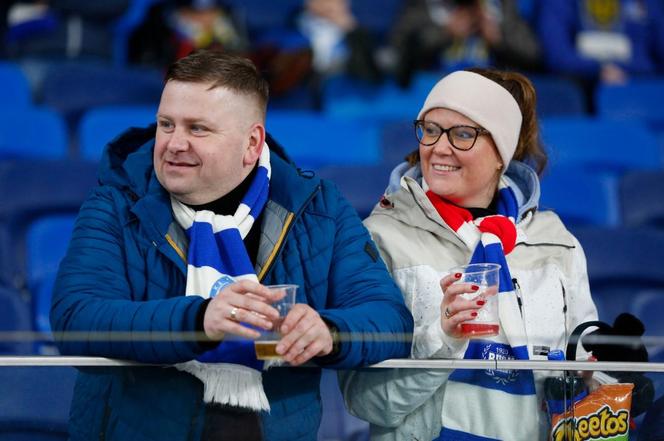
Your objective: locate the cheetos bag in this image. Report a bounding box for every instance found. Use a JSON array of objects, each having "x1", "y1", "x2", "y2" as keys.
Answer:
[{"x1": 549, "y1": 383, "x2": 633, "y2": 441}]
